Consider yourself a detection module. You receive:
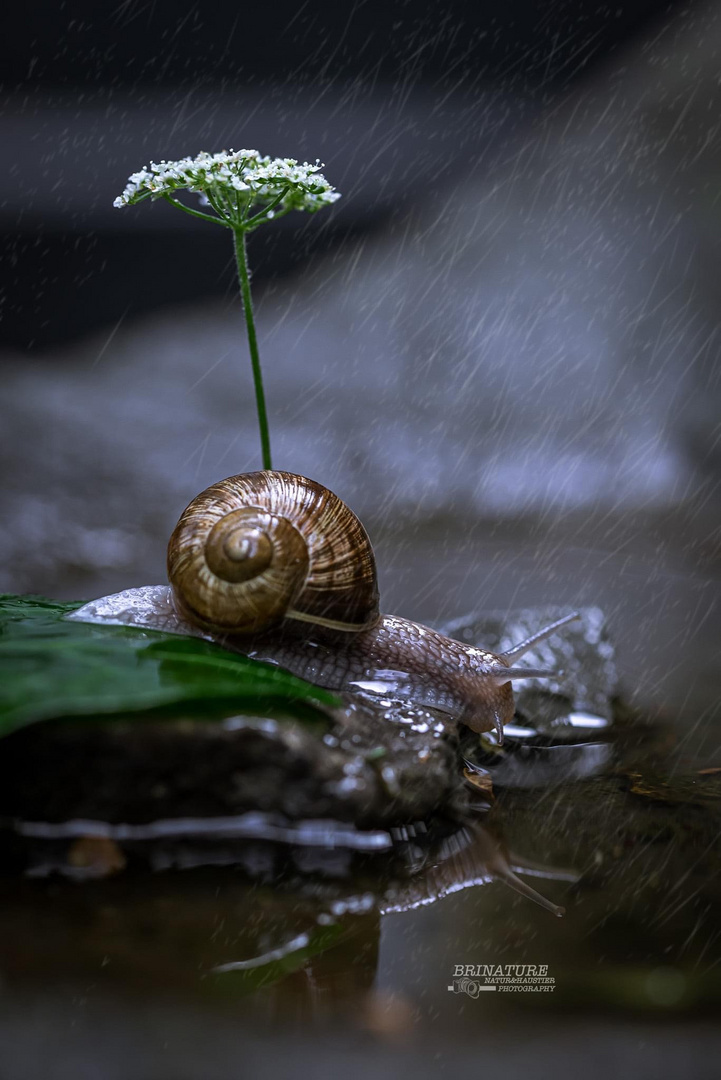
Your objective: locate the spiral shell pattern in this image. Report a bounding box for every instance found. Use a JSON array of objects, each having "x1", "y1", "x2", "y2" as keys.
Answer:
[{"x1": 167, "y1": 471, "x2": 380, "y2": 636}]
